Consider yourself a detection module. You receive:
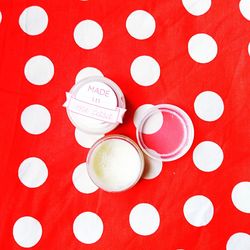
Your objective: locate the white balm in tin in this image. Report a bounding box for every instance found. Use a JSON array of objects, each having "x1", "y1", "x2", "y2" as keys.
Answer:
[
  {"x1": 63, "y1": 76, "x2": 126, "y2": 134},
  {"x1": 86, "y1": 135, "x2": 144, "y2": 192}
]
